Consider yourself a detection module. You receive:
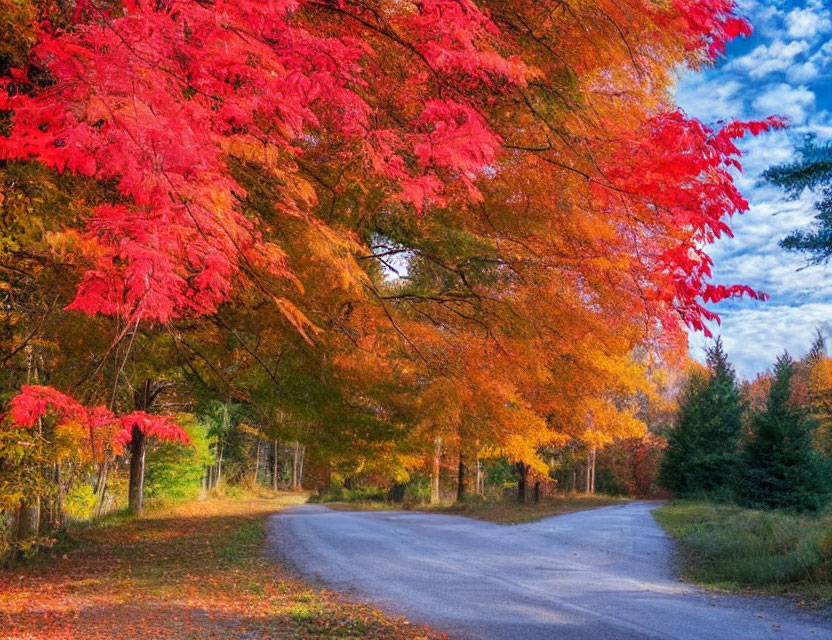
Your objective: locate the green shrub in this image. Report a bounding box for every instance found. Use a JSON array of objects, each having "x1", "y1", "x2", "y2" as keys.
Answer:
[
  {"x1": 594, "y1": 468, "x2": 628, "y2": 496},
  {"x1": 64, "y1": 481, "x2": 97, "y2": 521},
  {"x1": 145, "y1": 414, "x2": 214, "y2": 503},
  {"x1": 314, "y1": 477, "x2": 389, "y2": 503},
  {"x1": 484, "y1": 458, "x2": 515, "y2": 488},
  {"x1": 402, "y1": 476, "x2": 430, "y2": 503}
]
